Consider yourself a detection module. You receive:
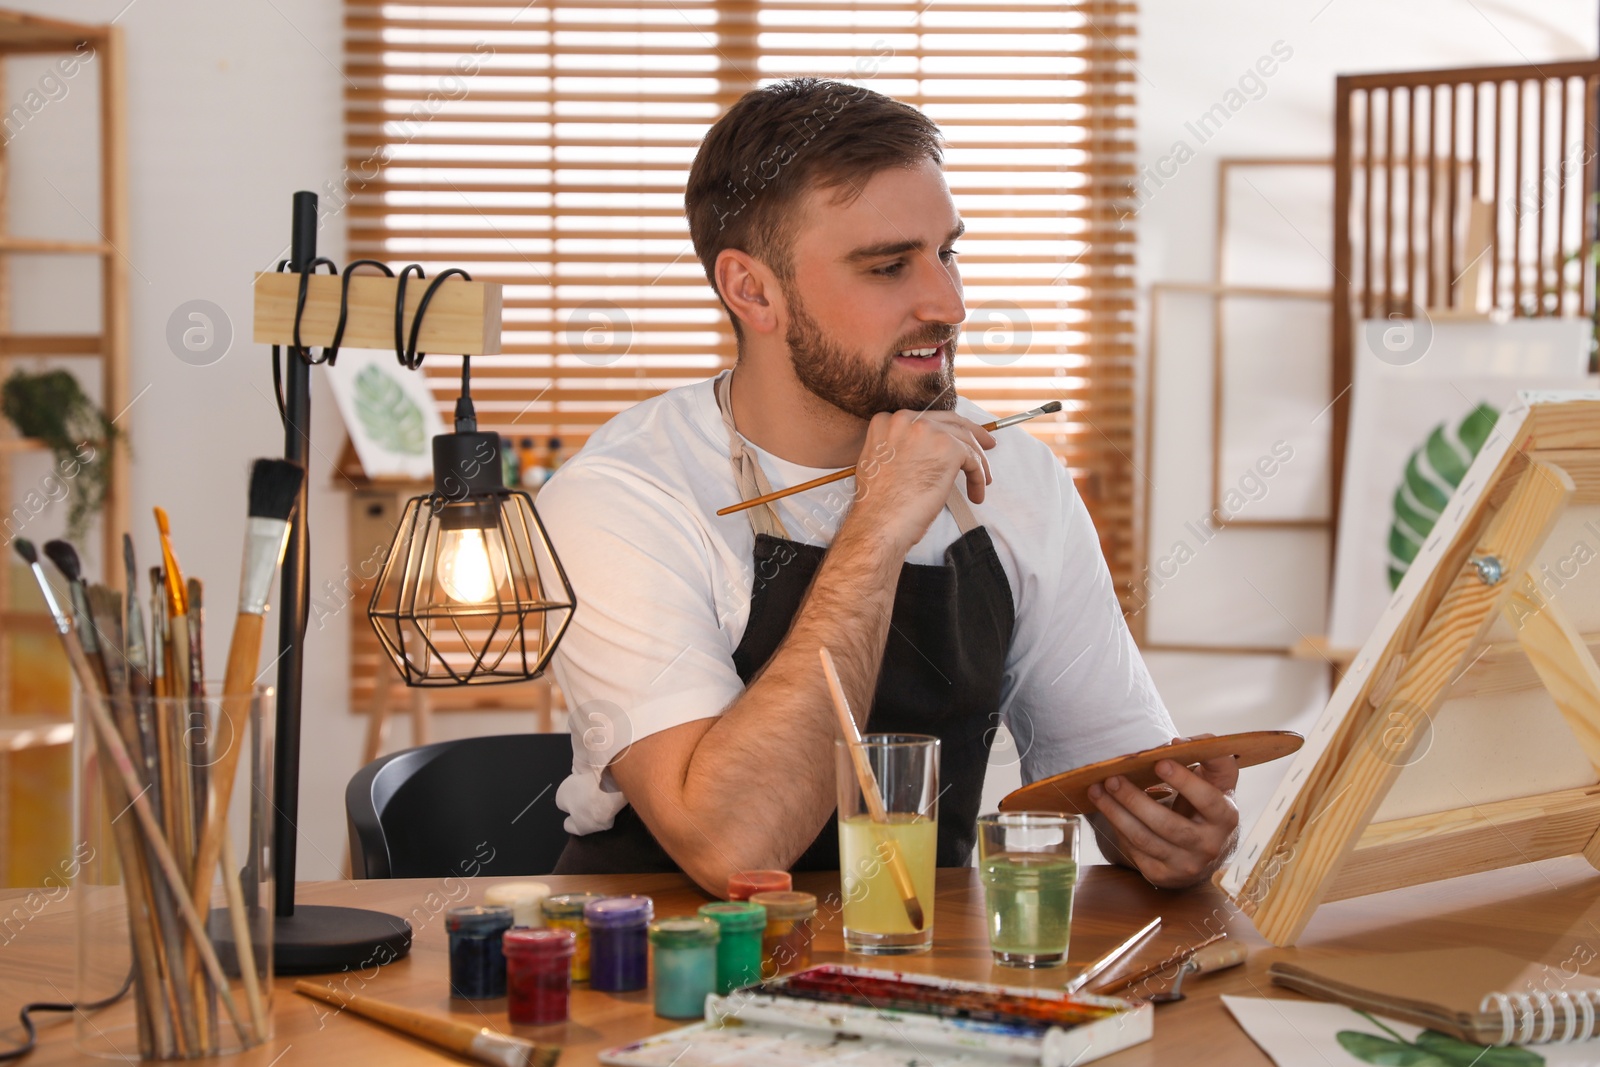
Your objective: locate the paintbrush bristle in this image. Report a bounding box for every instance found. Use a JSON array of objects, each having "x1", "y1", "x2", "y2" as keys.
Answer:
[
  {"x1": 43, "y1": 540, "x2": 83, "y2": 584},
  {"x1": 522, "y1": 1045, "x2": 561, "y2": 1067},
  {"x1": 153, "y1": 506, "x2": 171, "y2": 537},
  {"x1": 248, "y1": 458, "x2": 305, "y2": 523},
  {"x1": 1041, "y1": 400, "x2": 1062, "y2": 414},
  {"x1": 123, "y1": 533, "x2": 137, "y2": 590},
  {"x1": 187, "y1": 577, "x2": 202, "y2": 612},
  {"x1": 905, "y1": 896, "x2": 925, "y2": 931},
  {"x1": 13, "y1": 538, "x2": 36, "y2": 565}
]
